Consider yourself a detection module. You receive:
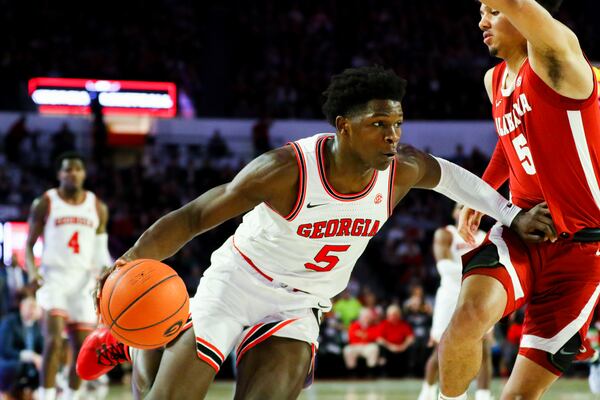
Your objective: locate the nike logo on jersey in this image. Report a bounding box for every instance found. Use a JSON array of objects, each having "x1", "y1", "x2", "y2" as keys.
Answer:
[
  {"x1": 596, "y1": 249, "x2": 600, "y2": 257},
  {"x1": 317, "y1": 302, "x2": 329, "y2": 309},
  {"x1": 495, "y1": 99, "x2": 502, "y2": 107},
  {"x1": 307, "y1": 202, "x2": 327, "y2": 208}
]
